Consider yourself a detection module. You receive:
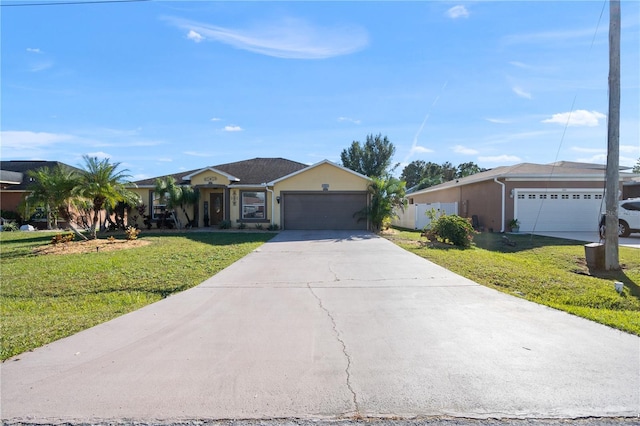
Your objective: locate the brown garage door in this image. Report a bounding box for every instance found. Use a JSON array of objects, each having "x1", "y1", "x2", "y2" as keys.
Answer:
[{"x1": 282, "y1": 192, "x2": 368, "y2": 230}]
